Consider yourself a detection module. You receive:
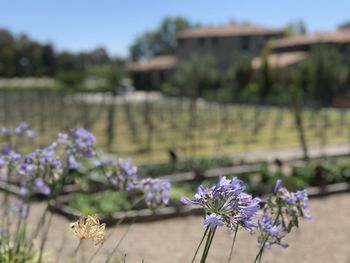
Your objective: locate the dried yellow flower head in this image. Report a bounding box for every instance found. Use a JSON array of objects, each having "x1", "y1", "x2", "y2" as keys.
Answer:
[{"x1": 71, "y1": 215, "x2": 106, "y2": 245}]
